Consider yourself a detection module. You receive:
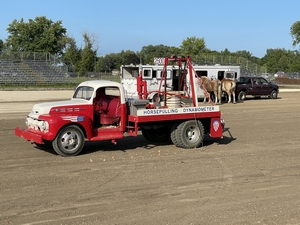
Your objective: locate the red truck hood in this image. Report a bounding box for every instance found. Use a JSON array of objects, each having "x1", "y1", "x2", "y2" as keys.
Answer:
[{"x1": 29, "y1": 99, "x2": 89, "y2": 118}]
